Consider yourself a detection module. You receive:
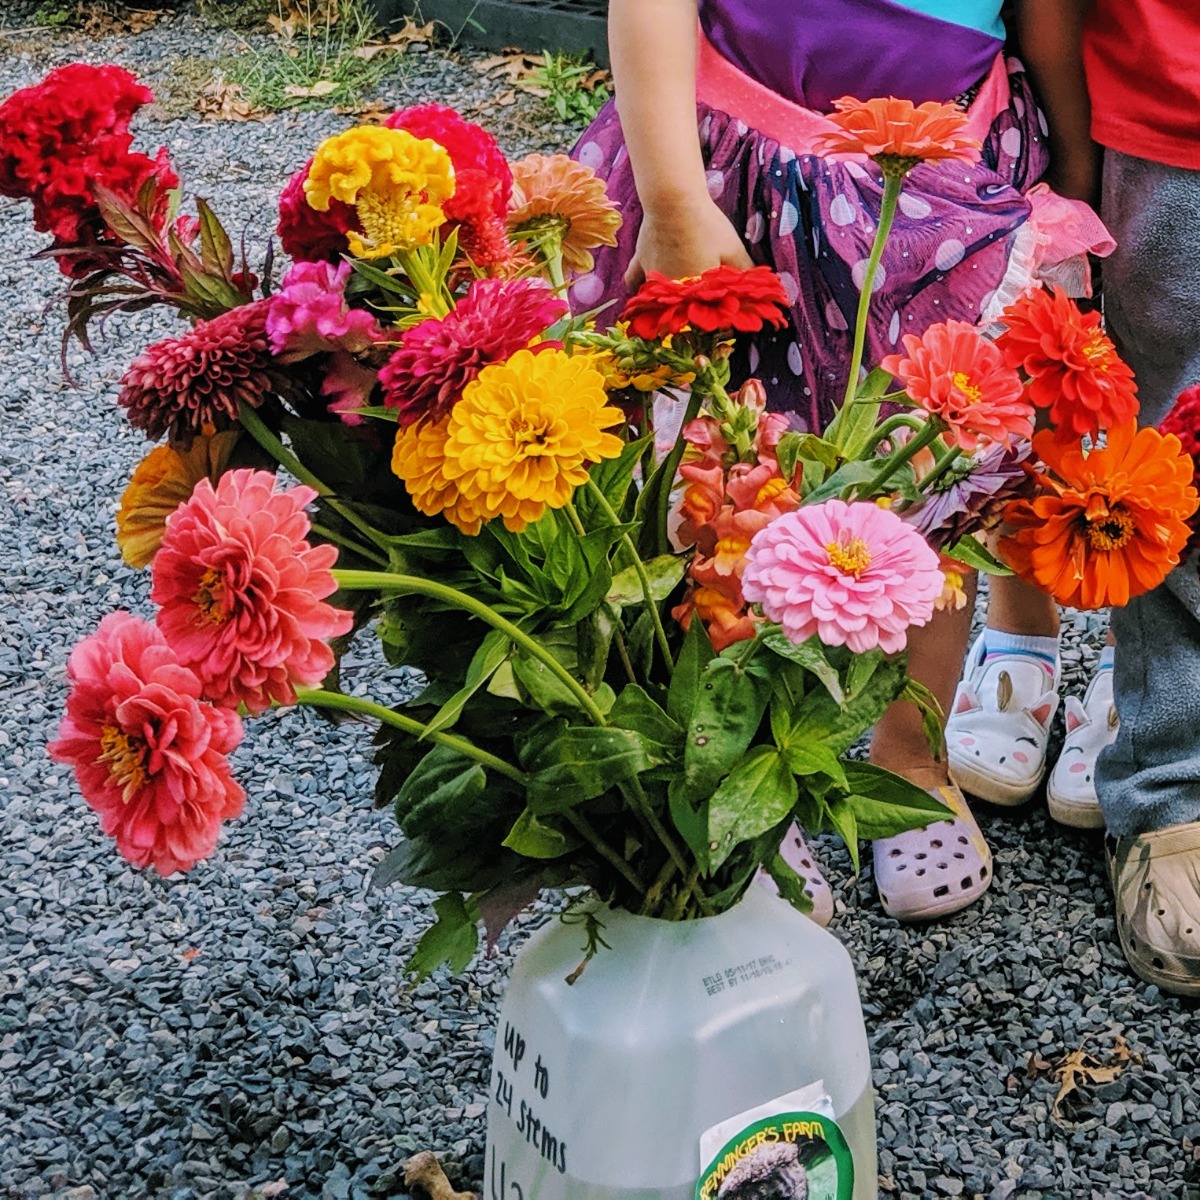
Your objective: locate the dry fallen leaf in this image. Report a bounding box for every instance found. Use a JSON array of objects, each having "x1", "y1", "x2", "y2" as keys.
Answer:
[
  {"x1": 331, "y1": 99, "x2": 391, "y2": 122},
  {"x1": 474, "y1": 50, "x2": 546, "y2": 83},
  {"x1": 196, "y1": 77, "x2": 260, "y2": 121},
  {"x1": 181, "y1": 947, "x2": 202, "y2": 963},
  {"x1": 355, "y1": 17, "x2": 435, "y2": 58},
  {"x1": 1047, "y1": 1035, "x2": 1143, "y2": 1118},
  {"x1": 79, "y1": 4, "x2": 163, "y2": 36},
  {"x1": 404, "y1": 1152, "x2": 476, "y2": 1200},
  {"x1": 283, "y1": 80, "x2": 340, "y2": 98}
]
